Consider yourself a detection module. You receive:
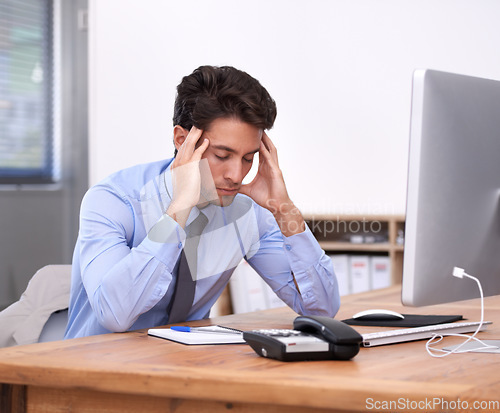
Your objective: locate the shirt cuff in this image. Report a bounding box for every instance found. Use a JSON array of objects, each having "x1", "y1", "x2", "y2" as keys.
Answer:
[{"x1": 282, "y1": 225, "x2": 323, "y2": 270}]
